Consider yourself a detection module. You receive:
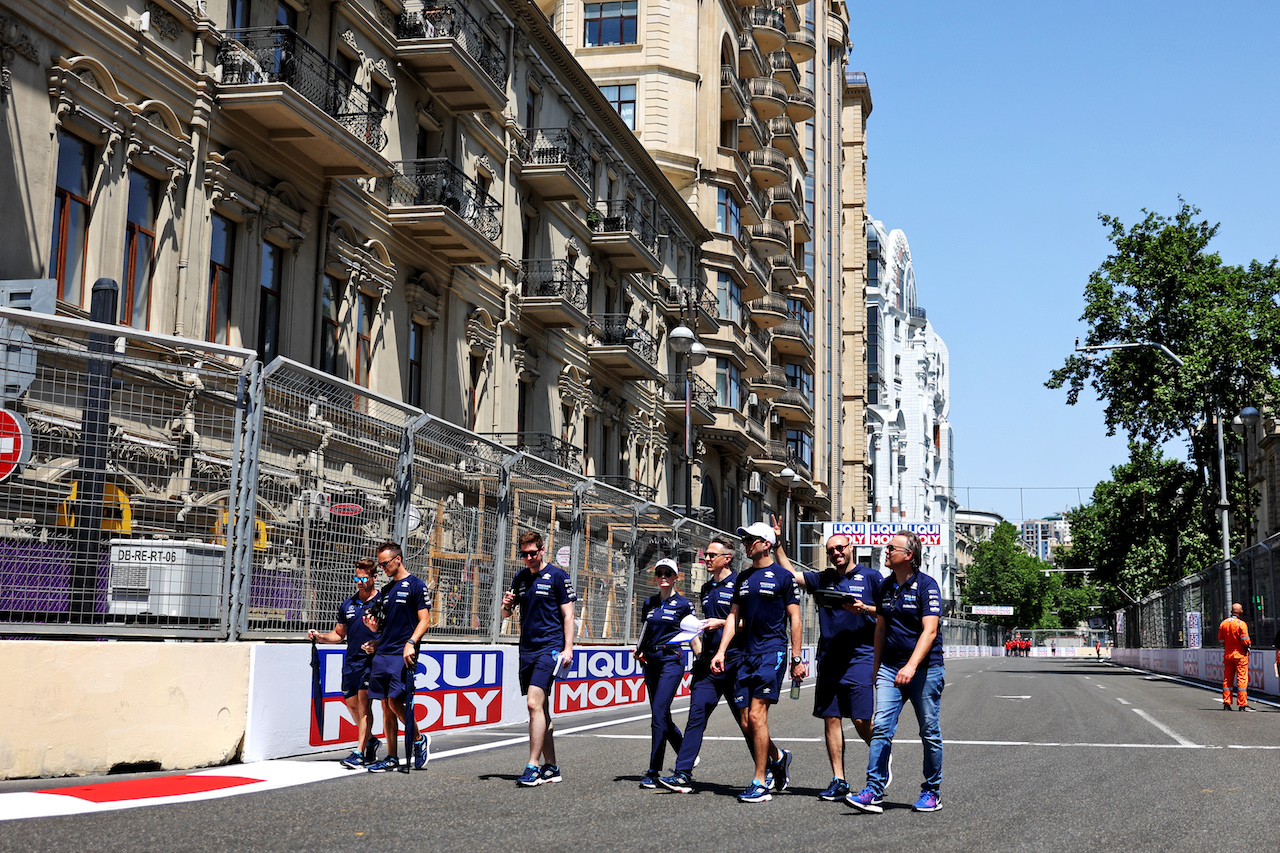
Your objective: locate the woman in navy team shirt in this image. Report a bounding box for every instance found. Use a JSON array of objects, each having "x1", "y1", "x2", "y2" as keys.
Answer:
[{"x1": 635, "y1": 557, "x2": 693, "y2": 788}]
